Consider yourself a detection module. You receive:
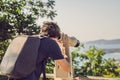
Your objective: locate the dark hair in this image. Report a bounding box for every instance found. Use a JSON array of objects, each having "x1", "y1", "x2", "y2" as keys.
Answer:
[{"x1": 40, "y1": 21, "x2": 61, "y2": 39}]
